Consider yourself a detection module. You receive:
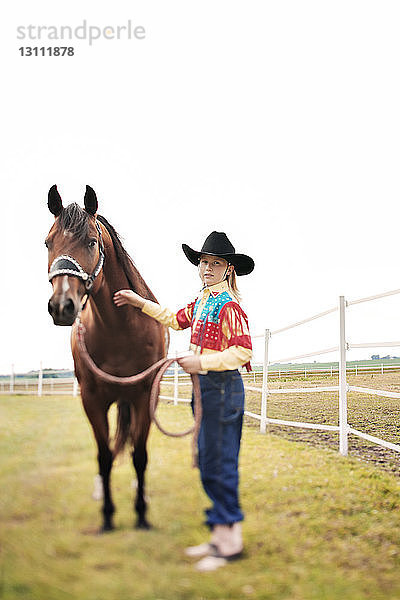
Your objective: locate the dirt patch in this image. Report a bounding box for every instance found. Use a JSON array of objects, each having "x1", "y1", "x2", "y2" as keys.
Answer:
[{"x1": 244, "y1": 372, "x2": 400, "y2": 477}]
